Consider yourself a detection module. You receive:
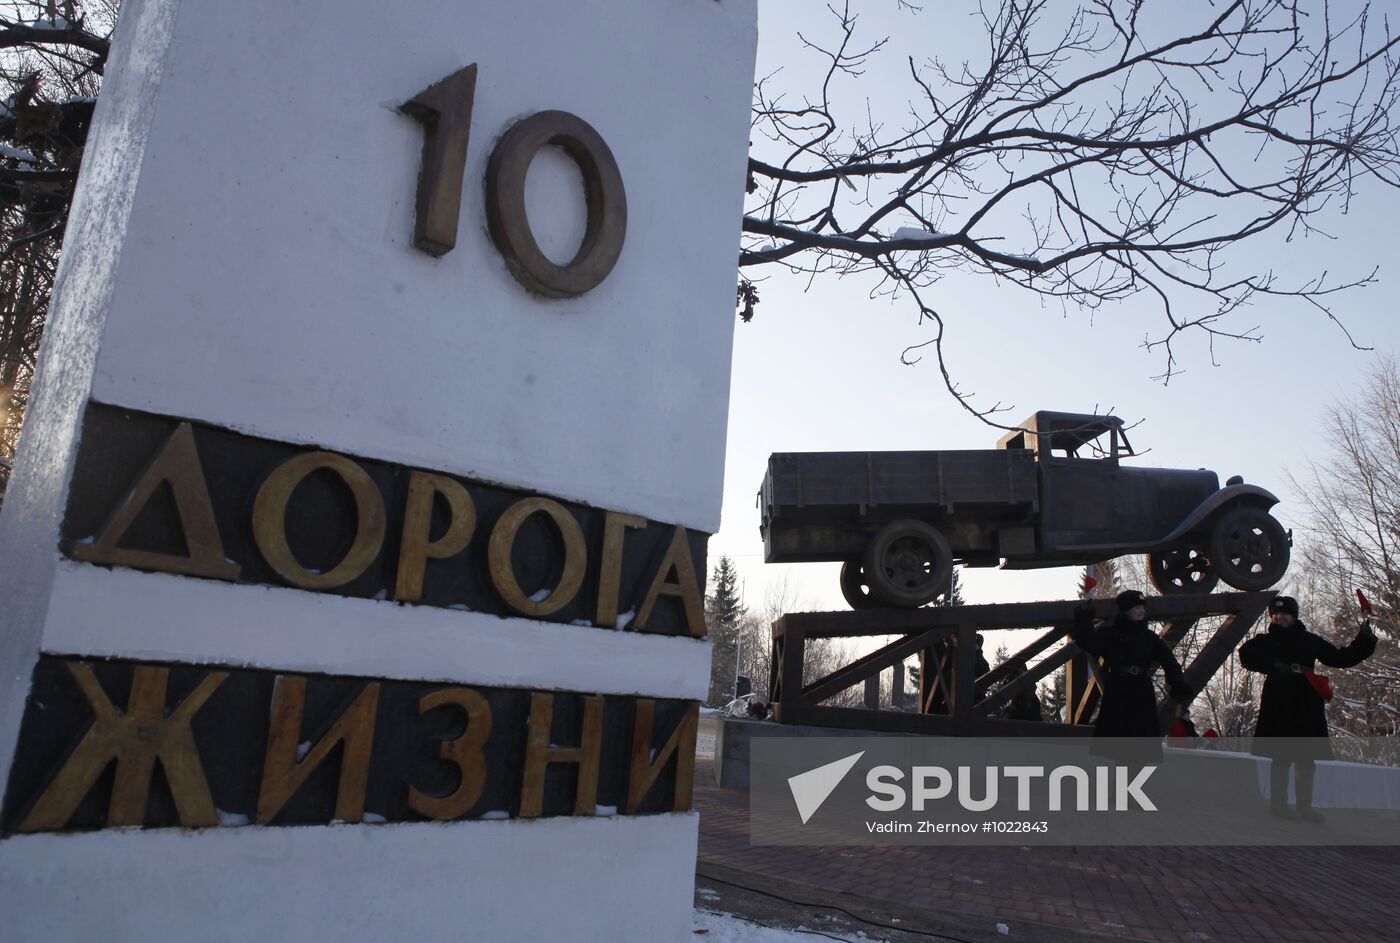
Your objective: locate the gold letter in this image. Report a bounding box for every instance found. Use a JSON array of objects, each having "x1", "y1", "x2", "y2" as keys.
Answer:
[
  {"x1": 627, "y1": 702, "x2": 698, "y2": 813},
  {"x1": 71, "y1": 423, "x2": 240, "y2": 581},
  {"x1": 395, "y1": 472, "x2": 476, "y2": 603},
  {"x1": 596, "y1": 511, "x2": 646, "y2": 627},
  {"x1": 634, "y1": 527, "x2": 706, "y2": 636},
  {"x1": 256, "y1": 676, "x2": 379, "y2": 824},
  {"x1": 252, "y1": 451, "x2": 386, "y2": 590},
  {"x1": 407, "y1": 687, "x2": 492, "y2": 820},
  {"x1": 488, "y1": 497, "x2": 586, "y2": 617},
  {"x1": 21, "y1": 663, "x2": 226, "y2": 831},
  {"x1": 519, "y1": 693, "x2": 603, "y2": 817}
]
